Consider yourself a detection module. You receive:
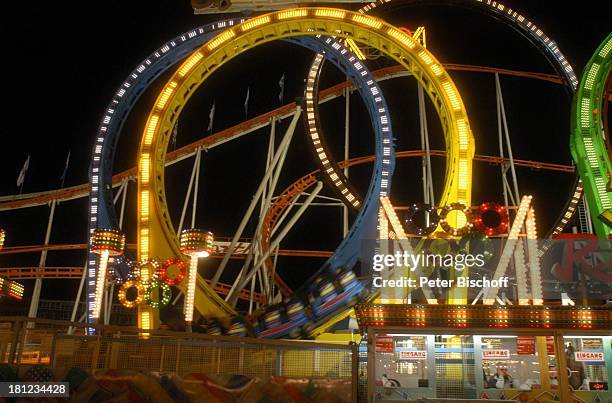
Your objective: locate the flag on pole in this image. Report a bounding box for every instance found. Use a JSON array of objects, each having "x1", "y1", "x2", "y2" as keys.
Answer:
[
  {"x1": 171, "y1": 122, "x2": 178, "y2": 150},
  {"x1": 207, "y1": 102, "x2": 215, "y2": 133},
  {"x1": 243, "y1": 87, "x2": 250, "y2": 119},
  {"x1": 278, "y1": 73, "x2": 285, "y2": 103},
  {"x1": 60, "y1": 151, "x2": 71, "y2": 186},
  {"x1": 16, "y1": 154, "x2": 30, "y2": 188}
]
